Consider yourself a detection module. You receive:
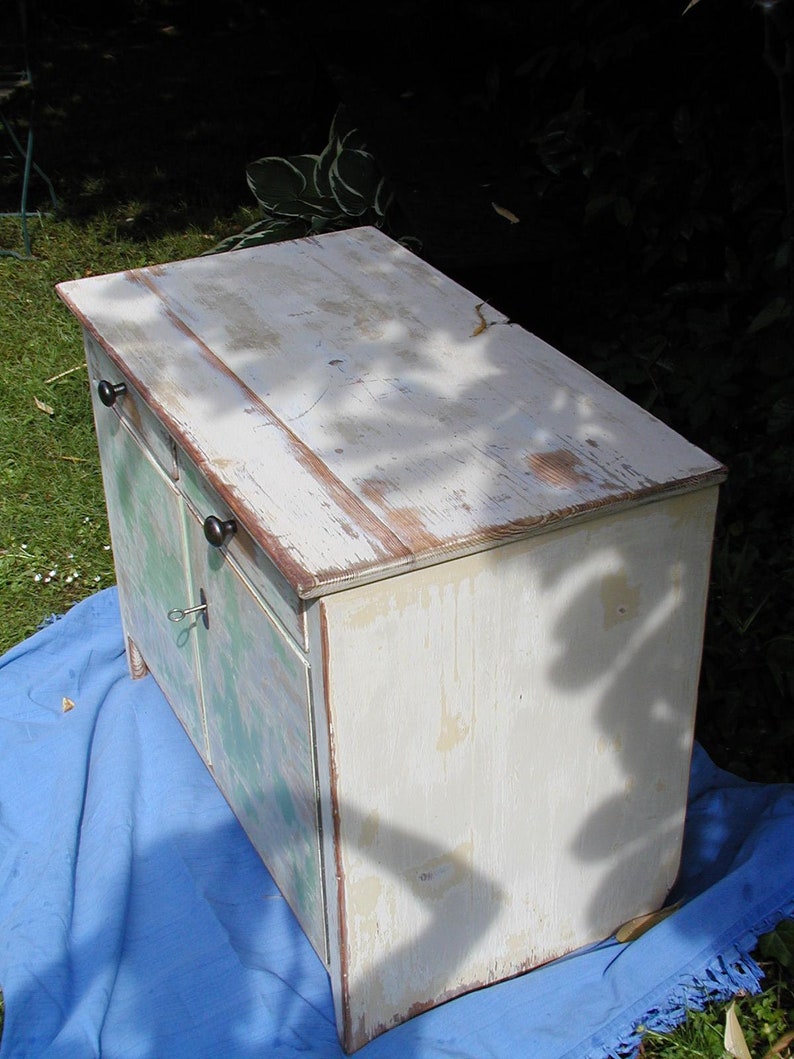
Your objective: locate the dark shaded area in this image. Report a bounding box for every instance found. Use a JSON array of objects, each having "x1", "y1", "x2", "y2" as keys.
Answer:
[
  {"x1": 3, "y1": 0, "x2": 792, "y2": 782},
  {"x1": 2, "y1": 0, "x2": 330, "y2": 228}
]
